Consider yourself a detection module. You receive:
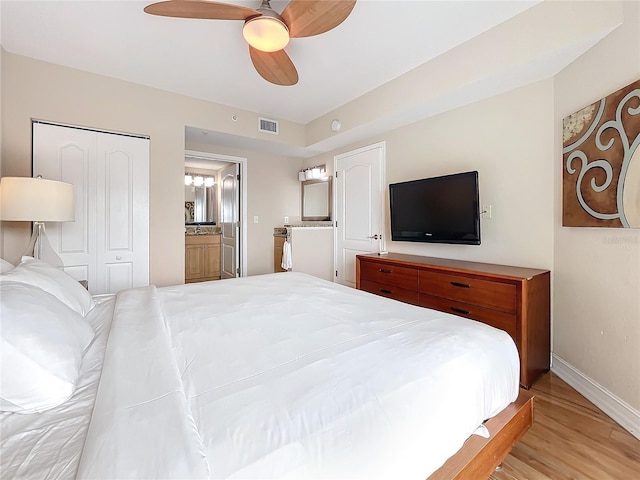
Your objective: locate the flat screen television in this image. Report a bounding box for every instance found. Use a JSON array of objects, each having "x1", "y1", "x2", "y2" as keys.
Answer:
[{"x1": 389, "y1": 171, "x2": 480, "y2": 245}]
